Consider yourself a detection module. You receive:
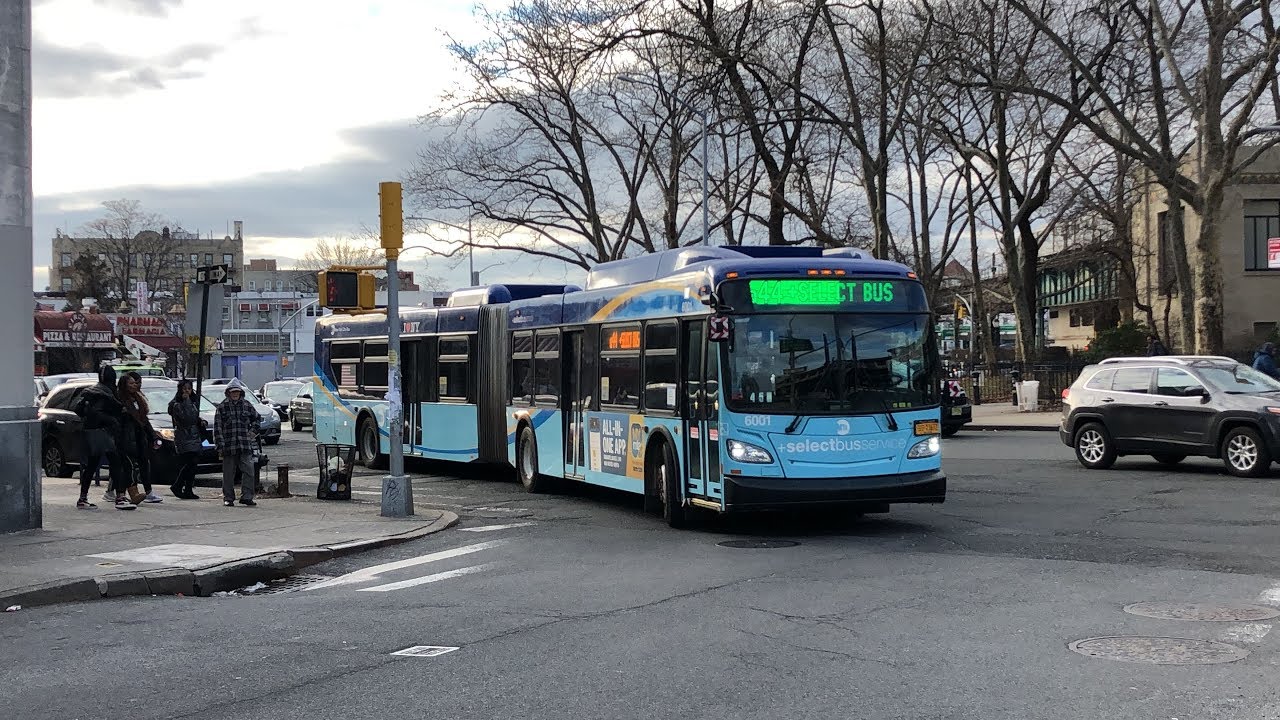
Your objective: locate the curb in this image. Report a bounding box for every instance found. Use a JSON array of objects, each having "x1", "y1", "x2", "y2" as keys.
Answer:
[
  {"x1": 967, "y1": 424, "x2": 1060, "y2": 432},
  {"x1": 0, "y1": 511, "x2": 459, "y2": 610}
]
